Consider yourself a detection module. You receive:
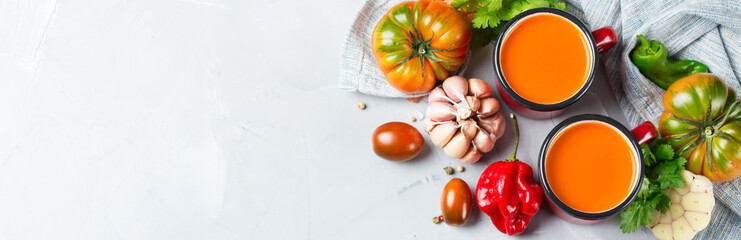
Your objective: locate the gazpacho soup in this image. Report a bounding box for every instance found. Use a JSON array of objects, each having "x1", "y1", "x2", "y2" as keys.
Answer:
[
  {"x1": 545, "y1": 121, "x2": 639, "y2": 213},
  {"x1": 500, "y1": 13, "x2": 593, "y2": 105}
]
